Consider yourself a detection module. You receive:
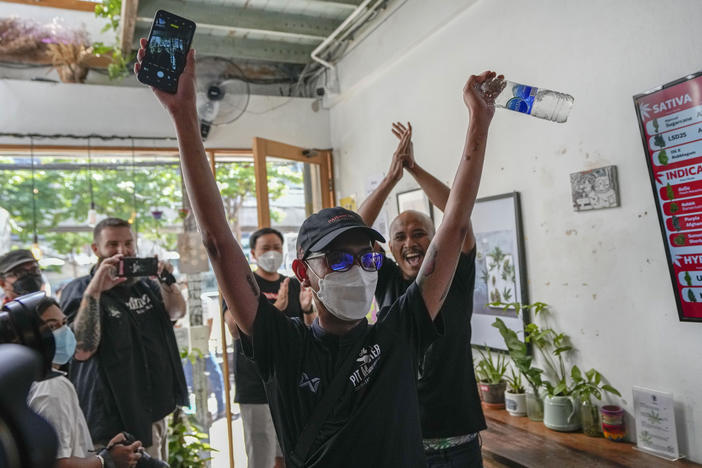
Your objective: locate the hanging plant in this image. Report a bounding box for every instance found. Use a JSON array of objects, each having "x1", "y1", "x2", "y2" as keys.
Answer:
[{"x1": 92, "y1": 0, "x2": 134, "y2": 80}]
